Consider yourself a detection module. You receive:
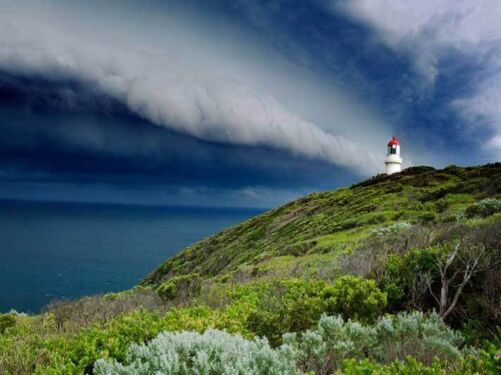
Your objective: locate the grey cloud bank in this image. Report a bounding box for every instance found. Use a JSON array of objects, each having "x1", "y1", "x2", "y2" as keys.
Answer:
[{"x1": 0, "y1": 0, "x2": 393, "y2": 176}]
